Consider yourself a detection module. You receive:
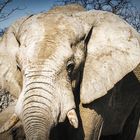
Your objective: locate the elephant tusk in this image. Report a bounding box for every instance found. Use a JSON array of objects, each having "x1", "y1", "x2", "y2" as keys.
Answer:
[
  {"x1": 67, "y1": 109, "x2": 78, "y2": 128},
  {"x1": 0, "y1": 113, "x2": 19, "y2": 133}
]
